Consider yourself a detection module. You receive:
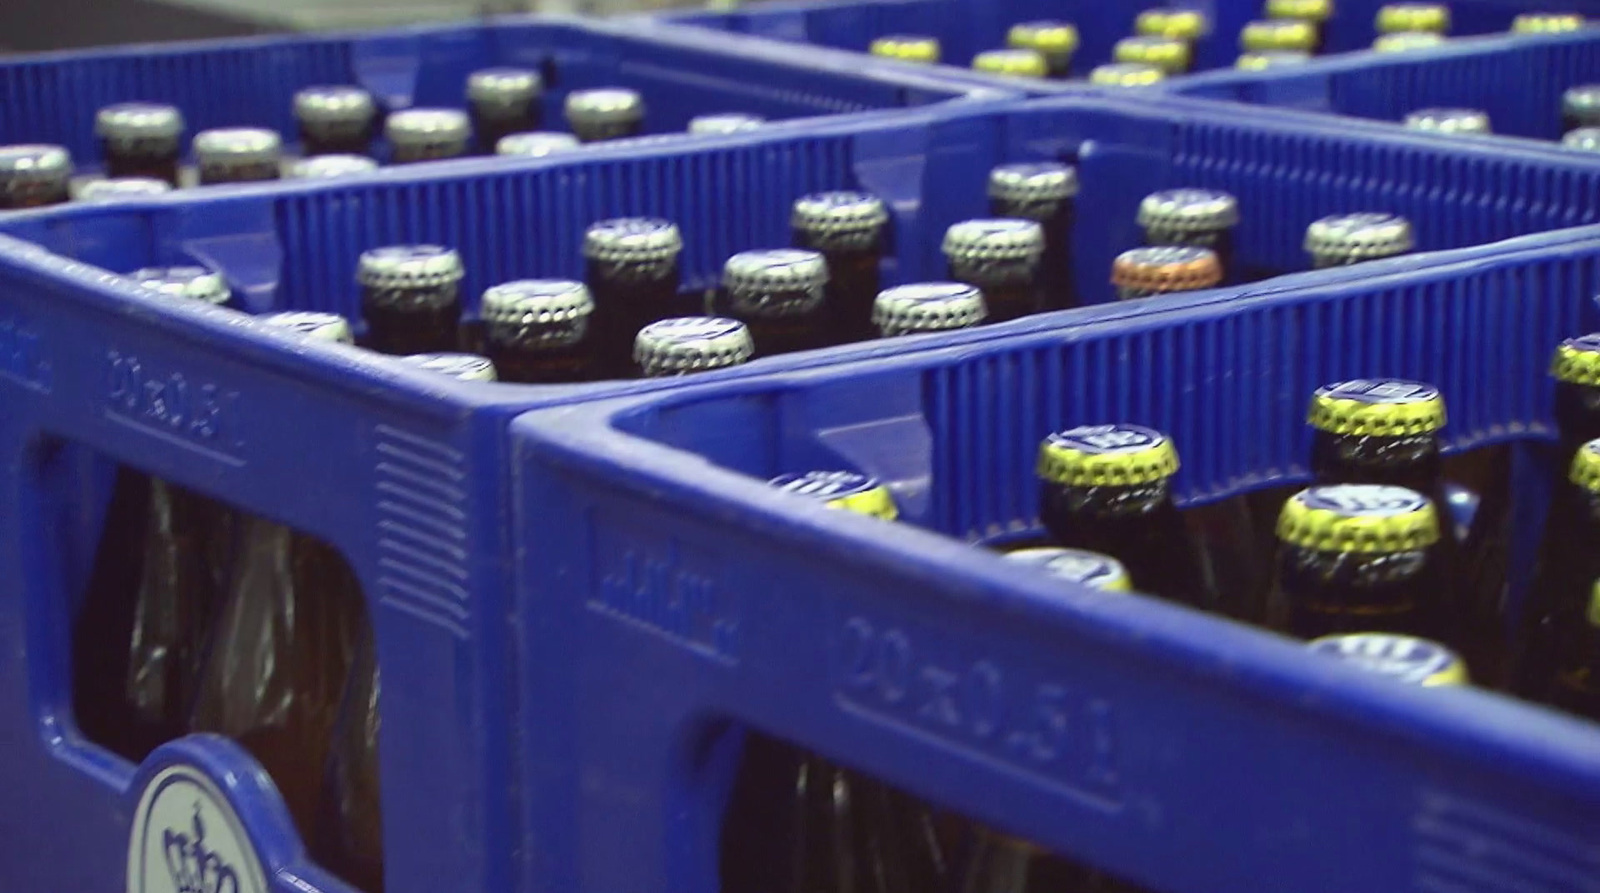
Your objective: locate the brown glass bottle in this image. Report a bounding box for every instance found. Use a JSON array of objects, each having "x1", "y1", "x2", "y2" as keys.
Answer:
[
  {"x1": 466, "y1": 67, "x2": 543, "y2": 156},
  {"x1": 315, "y1": 624, "x2": 384, "y2": 893},
  {"x1": 1137, "y1": 189, "x2": 1238, "y2": 282},
  {"x1": 385, "y1": 109, "x2": 471, "y2": 164},
  {"x1": 988, "y1": 163, "x2": 1078, "y2": 310},
  {"x1": 1565, "y1": 85, "x2": 1600, "y2": 135},
  {"x1": 791, "y1": 191, "x2": 889, "y2": 344},
  {"x1": 193, "y1": 127, "x2": 282, "y2": 185},
  {"x1": 717, "y1": 249, "x2": 832, "y2": 357},
  {"x1": 356, "y1": 245, "x2": 466, "y2": 356},
  {"x1": 0, "y1": 144, "x2": 71, "y2": 208},
  {"x1": 564, "y1": 88, "x2": 645, "y2": 143},
  {"x1": 1515, "y1": 441, "x2": 1600, "y2": 700},
  {"x1": 481, "y1": 279, "x2": 596, "y2": 383},
  {"x1": 95, "y1": 103, "x2": 184, "y2": 186},
  {"x1": 942, "y1": 219, "x2": 1045, "y2": 323},
  {"x1": 1304, "y1": 213, "x2": 1414, "y2": 269},
  {"x1": 293, "y1": 86, "x2": 379, "y2": 158},
  {"x1": 584, "y1": 217, "x2": 685, "y2": 378}
]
